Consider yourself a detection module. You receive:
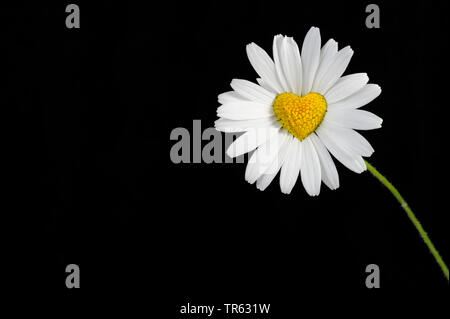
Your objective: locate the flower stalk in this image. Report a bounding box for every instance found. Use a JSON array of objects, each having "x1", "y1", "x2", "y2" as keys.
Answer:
[{"x1": 364, "y1": 160, "x2": 449, "y2": 281}]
